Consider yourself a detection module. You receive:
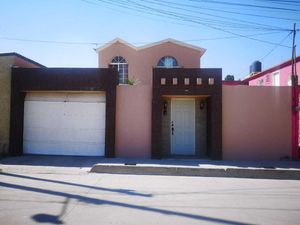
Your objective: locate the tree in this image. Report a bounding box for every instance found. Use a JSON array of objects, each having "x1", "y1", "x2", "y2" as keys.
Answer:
[{"x1": 225, "y1": 75, "x2": 235, "y2": 81}]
